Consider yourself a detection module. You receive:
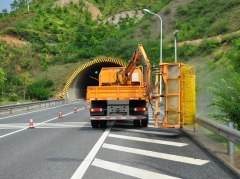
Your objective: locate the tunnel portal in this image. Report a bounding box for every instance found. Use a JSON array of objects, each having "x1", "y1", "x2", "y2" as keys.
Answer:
[{"x1": 59, "y1": 58, "x2": 126, "y2": 100}]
